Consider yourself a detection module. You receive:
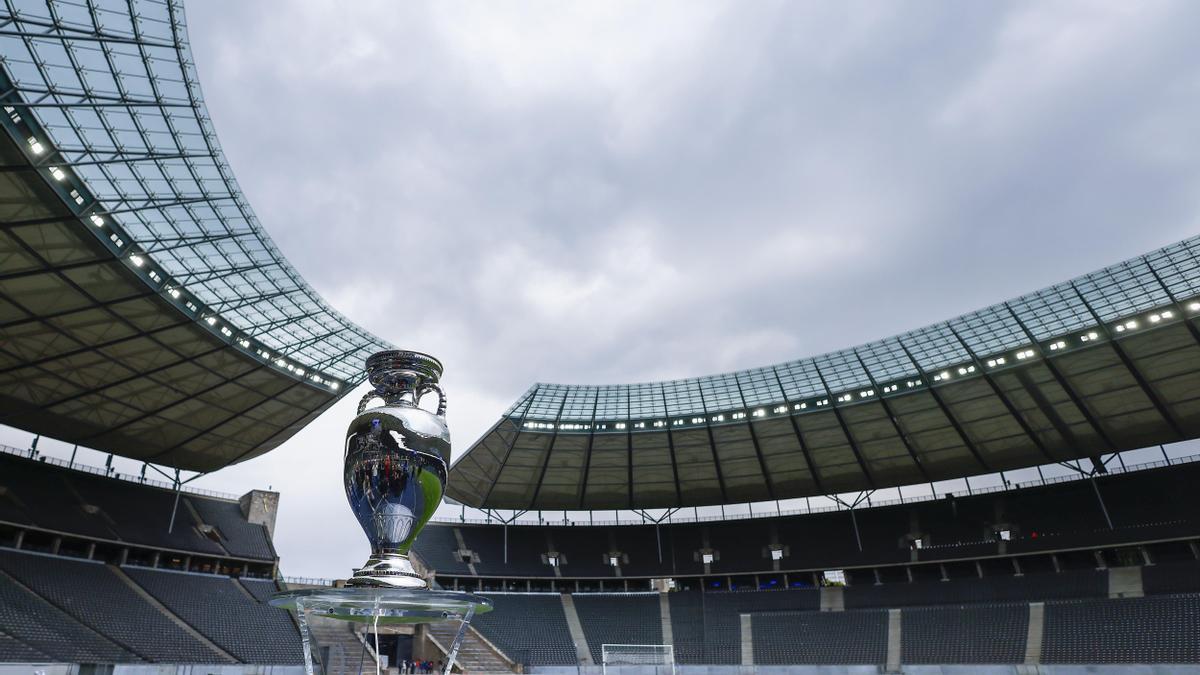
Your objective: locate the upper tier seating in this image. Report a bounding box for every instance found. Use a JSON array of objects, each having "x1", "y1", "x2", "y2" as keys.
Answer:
[
  {"x1": 416, "y1": 460, "x2": 1200, "y2": 579},
  {"x1": 843, "y1": 568, "x2": 1107, "y2": 608},
  {"x1": 1143, "y1": 560, "x2": 1200, "y2": 595},
  {"x1": 0, "y1": 453, "x2": 273, "y2": 561}
]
